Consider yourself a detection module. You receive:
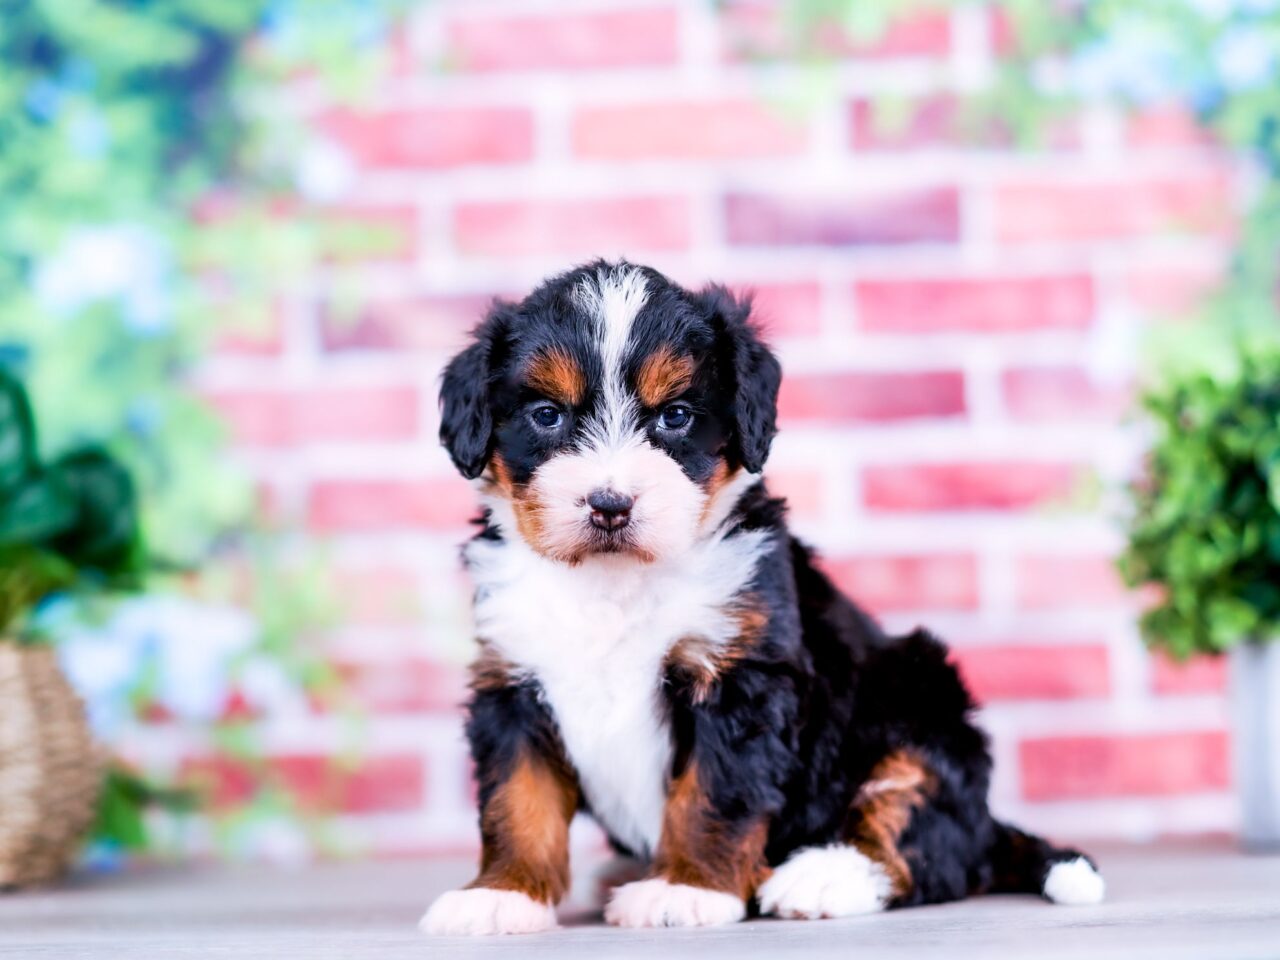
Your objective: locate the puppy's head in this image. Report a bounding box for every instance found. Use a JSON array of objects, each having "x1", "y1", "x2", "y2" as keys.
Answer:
[{"x1": 439, "y1": 261, "x2": 781, "y2": 565}]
